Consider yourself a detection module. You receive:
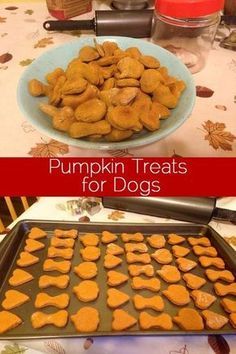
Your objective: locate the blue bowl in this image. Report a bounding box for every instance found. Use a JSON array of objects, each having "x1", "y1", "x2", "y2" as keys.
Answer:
[{"x1": 17, "y1": 36, "x2": 195, "y2": 150}]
